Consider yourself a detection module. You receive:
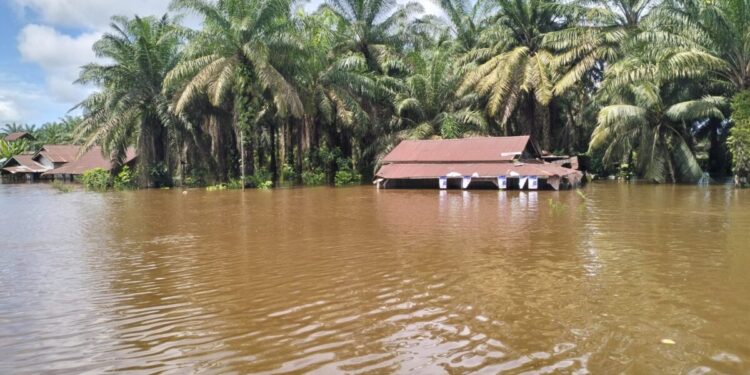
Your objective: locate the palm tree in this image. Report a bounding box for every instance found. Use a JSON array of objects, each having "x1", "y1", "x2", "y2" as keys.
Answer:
[
  {"x1": 591, "y1": 80, "x2": 726, "y2": 182},
  {"x1": 75, "y1": 15, "x2": 184, "y2": 187},
  {"x1": 318, "y1": 0, "x2": 426, "y2": 180},
  {"x1": 35, "y1": 116, "x2": 79, "y2": 146},
  {"x1": 657, "y1": 0, "x2": 750, "y2": 92},
  {"x1": 431, "y1": 0, "x2": 492, "y2": 53},
  {"x1": 323, "y1": 0, "x2": 423, "y2": 72},
  {"x1": 166, "y1": 0, "x2": 304, "y2": 183},
  {"x1": 544, "y1": 0, "x2": 659, "y2": 95},
  {"x1": 395, "y1": 47, "x2": 486, "y2": 139},
  {"x1": 458, "y1": 0, "x2": 567, "y2": 150}
]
